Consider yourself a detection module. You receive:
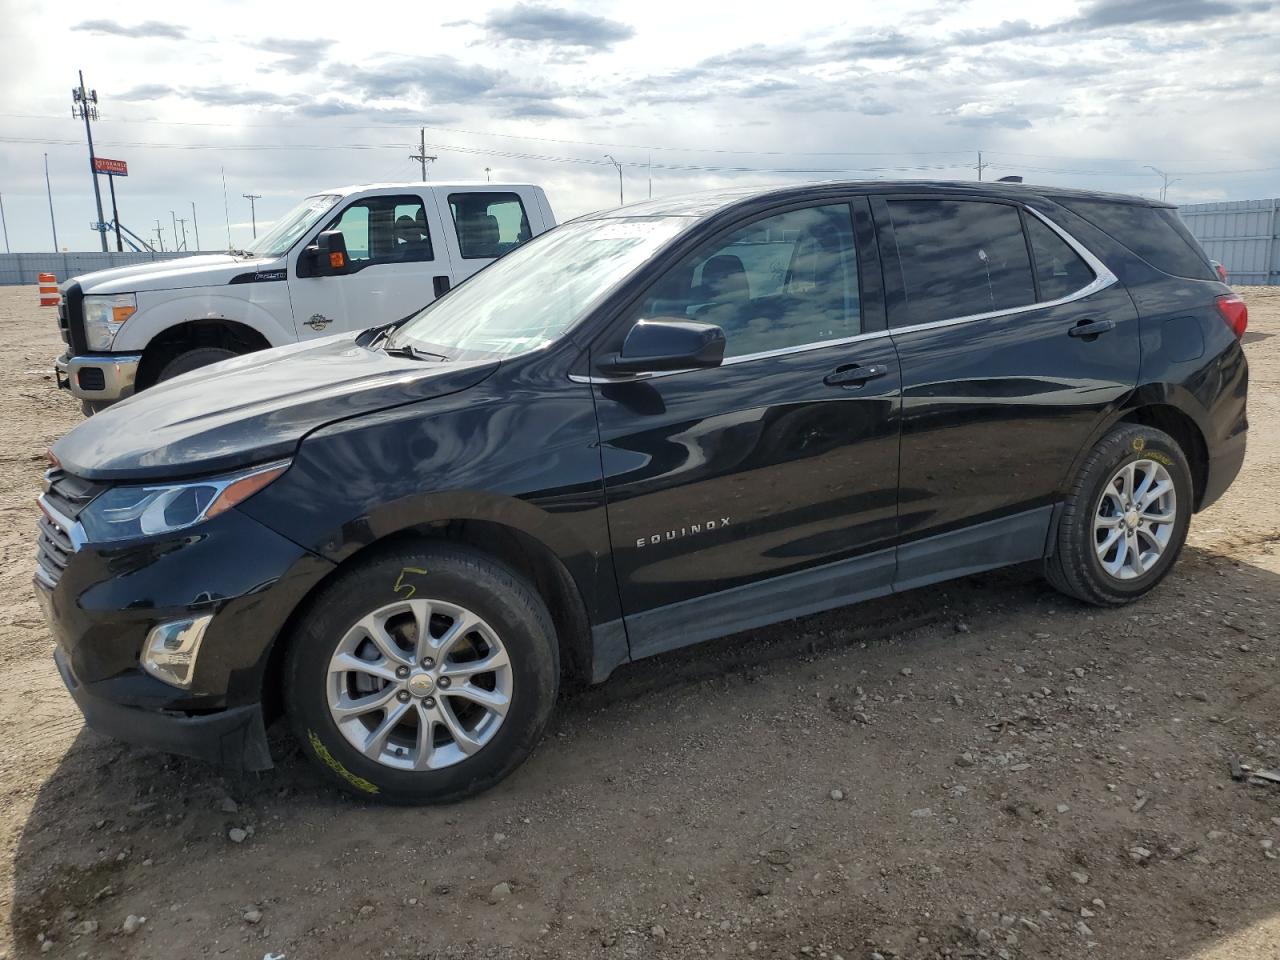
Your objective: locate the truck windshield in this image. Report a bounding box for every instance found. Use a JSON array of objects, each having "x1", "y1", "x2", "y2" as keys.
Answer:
[
  {"x1": 241, "y1": 194, "x2": 341, "y2": 258},
  {"x1": 389, "y1": 217, "x2": 691, "y2": 360}
]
